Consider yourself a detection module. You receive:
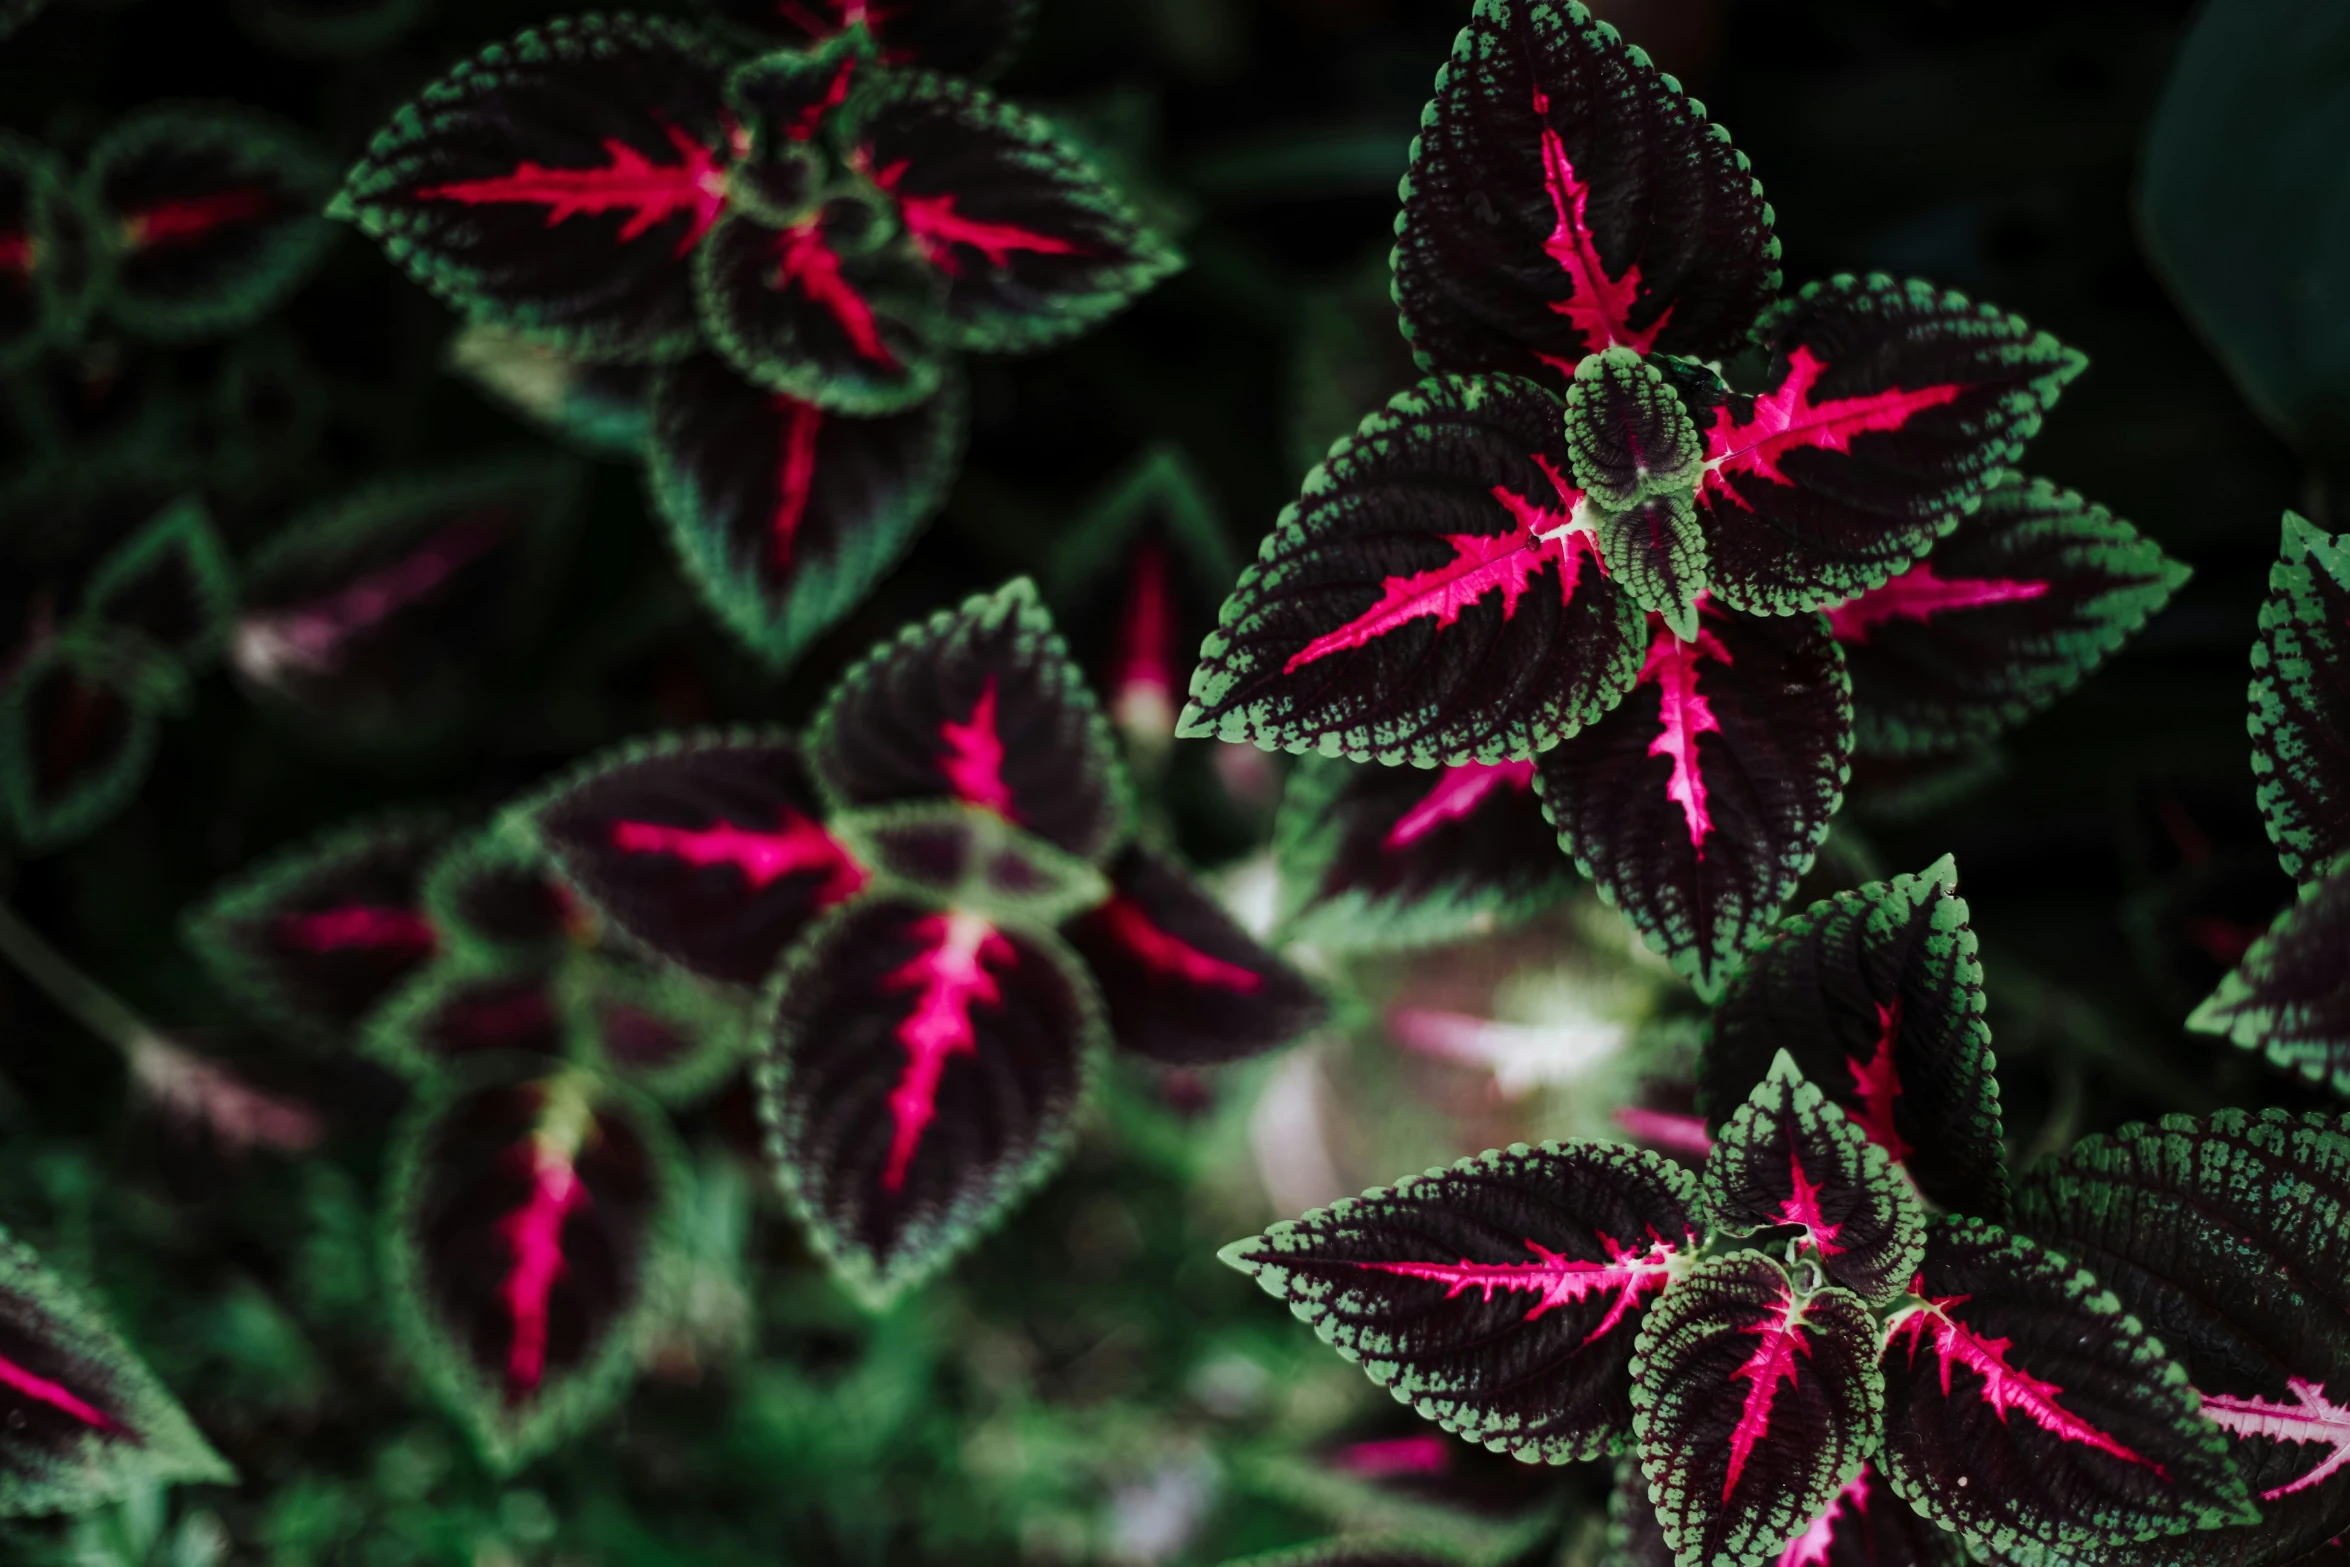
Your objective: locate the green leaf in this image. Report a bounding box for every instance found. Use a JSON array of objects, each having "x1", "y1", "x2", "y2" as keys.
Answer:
[
  {"x1": 2250, "y1": 511, "x2": 2350, "y2": 885},
  {"x1": 0, "y1": 635, "x2": 170, "y2": 853},
  {"x1": 445, "y1": 326, "x2": 651, "y2": 461},
  {"x1": 555, "y1": 950, "x2": 748, "y2": 1105},
  {"x1": 418, "y1": 827, "x2": 576, "y2": 972},
  {"x1": 2187, "y1": 853, "x2": 2350, "y2": 1096},
  {"x1": 829, "y1": 801, "x2": 1110, "y2": 925},
  {"x1": 80, "y1": 498, "x2": 237, "y2": 666},
  {"x1": 0, "y1": 1224, "x2": 235, "y2": 1515}
]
